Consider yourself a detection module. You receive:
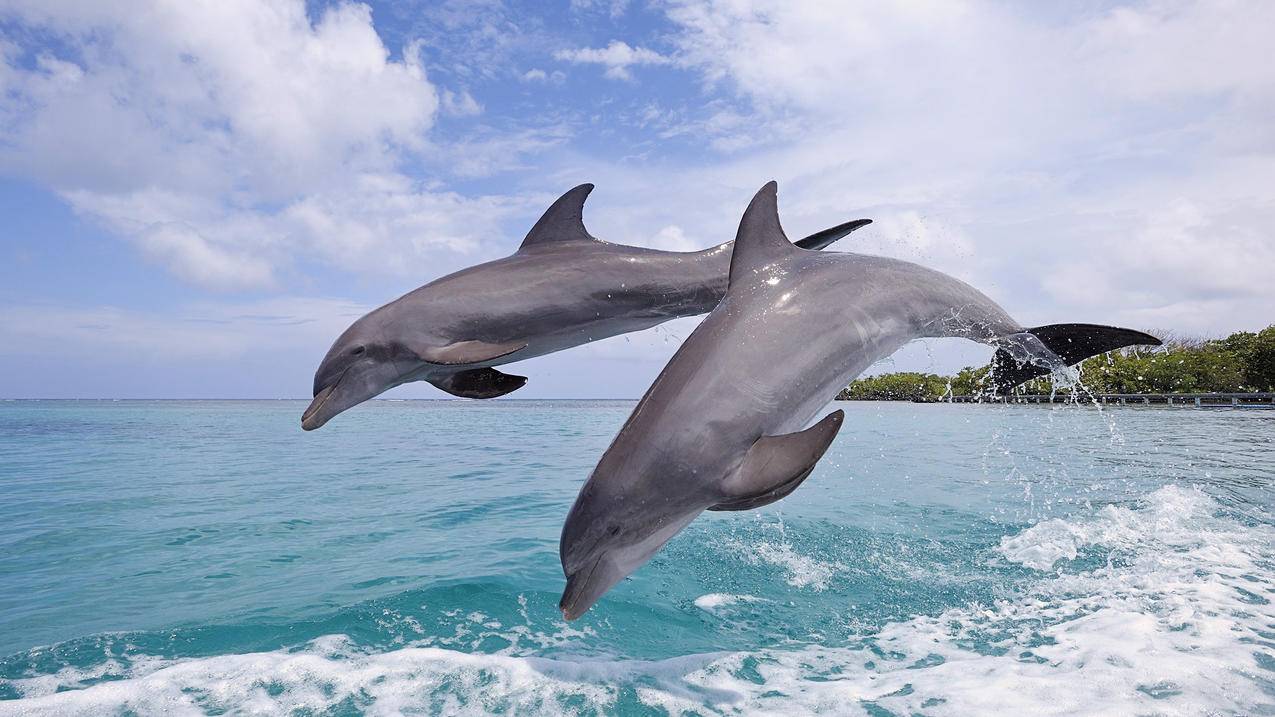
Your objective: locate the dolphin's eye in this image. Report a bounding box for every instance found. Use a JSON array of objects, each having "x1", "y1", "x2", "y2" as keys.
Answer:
[{"x1": 351, "y1": 346, "x2": 366, "y2": 356}]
